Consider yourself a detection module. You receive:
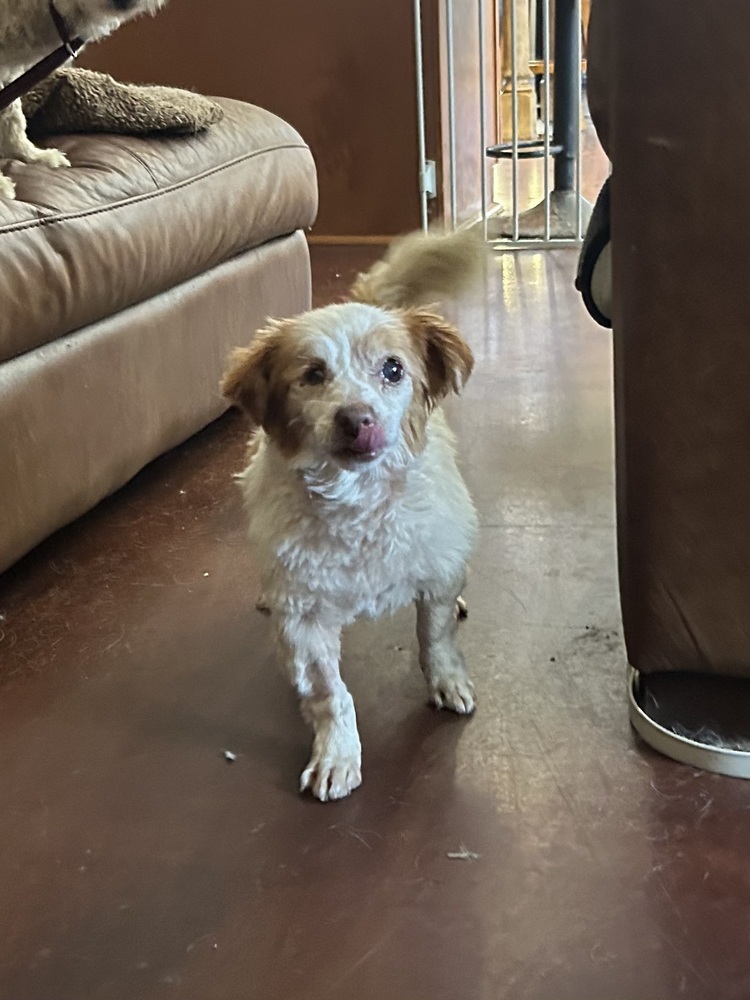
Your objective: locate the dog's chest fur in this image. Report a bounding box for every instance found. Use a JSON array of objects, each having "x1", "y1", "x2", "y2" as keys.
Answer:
[{"x1": 239, "y1": 412, "x2": 477, "y2": 623}]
